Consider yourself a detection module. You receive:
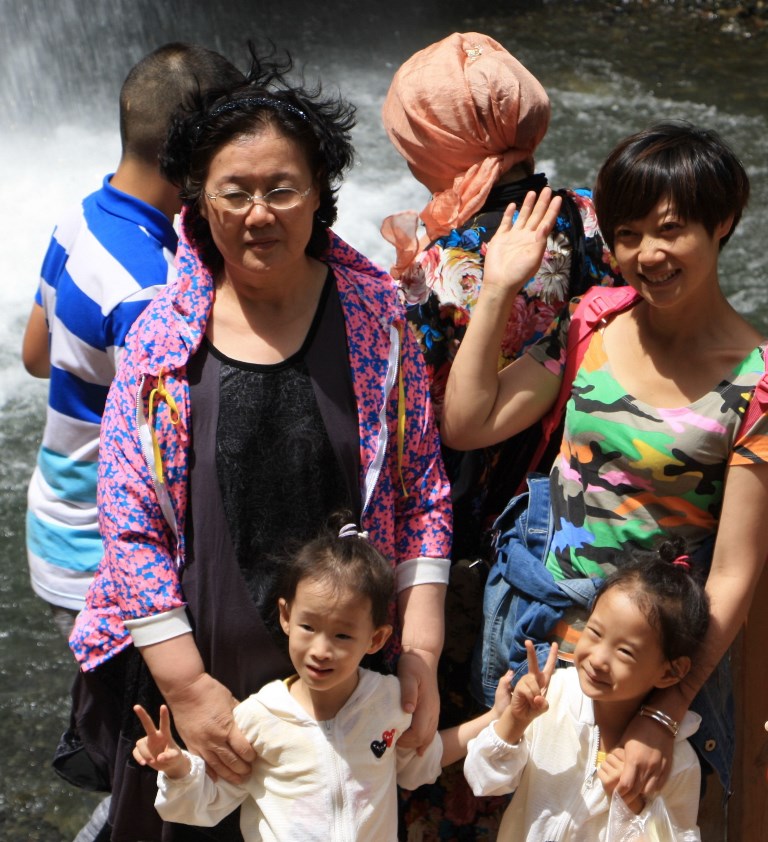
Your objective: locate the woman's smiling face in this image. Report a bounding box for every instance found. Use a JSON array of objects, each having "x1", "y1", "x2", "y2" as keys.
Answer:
[{"x1": 611, "y1": 197, "x2": 732, "y2": 310}]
